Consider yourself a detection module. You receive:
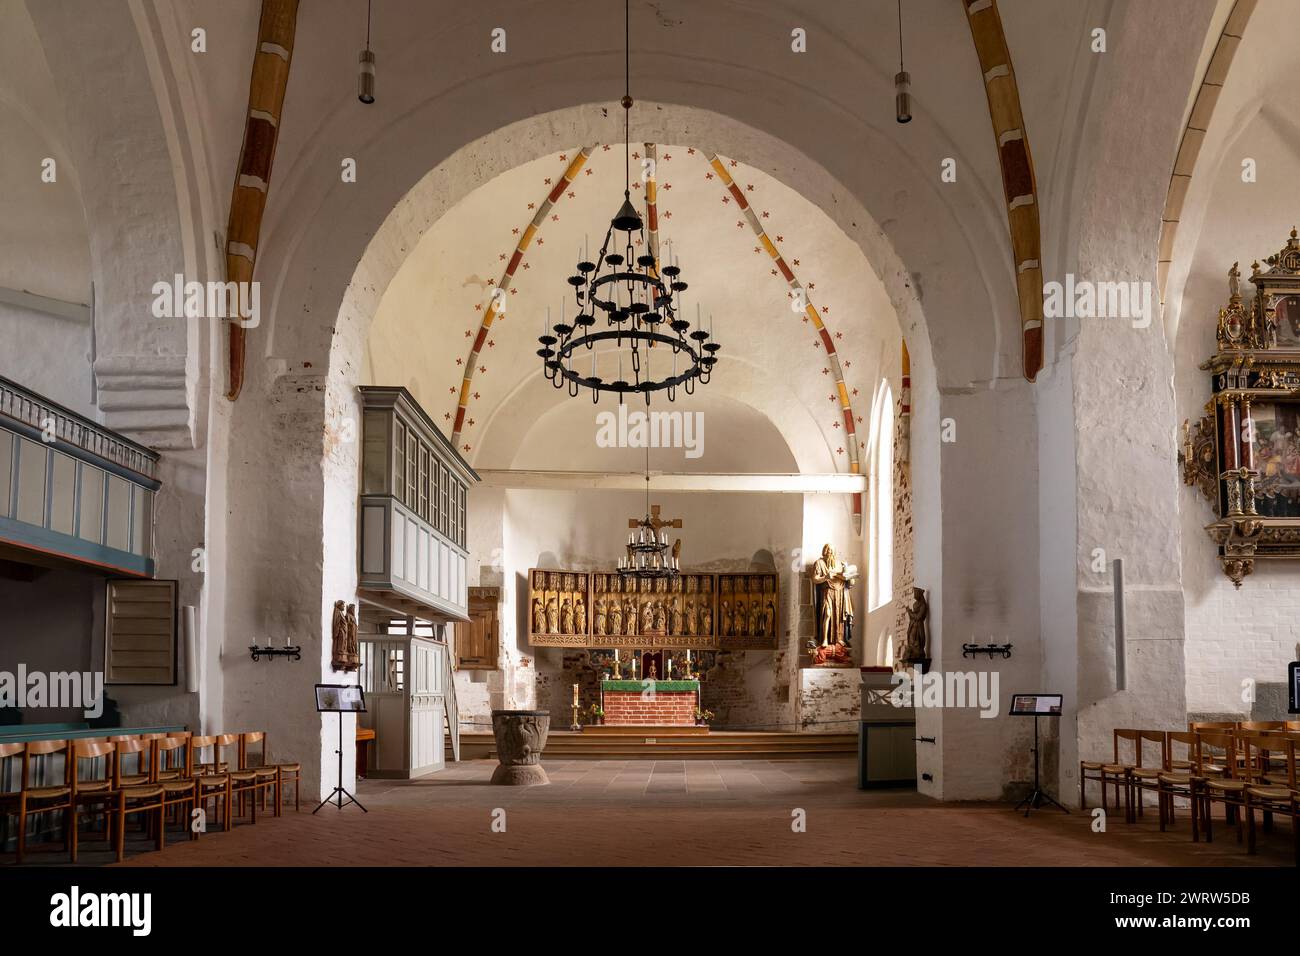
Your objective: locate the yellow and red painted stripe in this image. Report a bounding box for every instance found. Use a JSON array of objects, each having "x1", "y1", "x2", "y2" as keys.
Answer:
[
  {"x1": 451, "y1": 147, "x2": 594, "y2": 448},
  {"x1": 704, "y1": 152, "x2": 863, "y2": 528}
]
